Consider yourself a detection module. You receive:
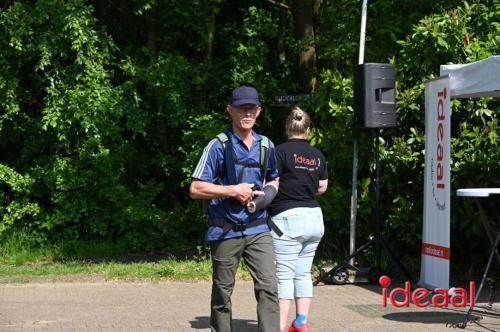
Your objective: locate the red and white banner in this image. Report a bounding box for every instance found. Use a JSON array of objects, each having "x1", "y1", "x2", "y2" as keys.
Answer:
[{"x1": 419, "y1": 76, "x2": 451, "y2": 290}]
